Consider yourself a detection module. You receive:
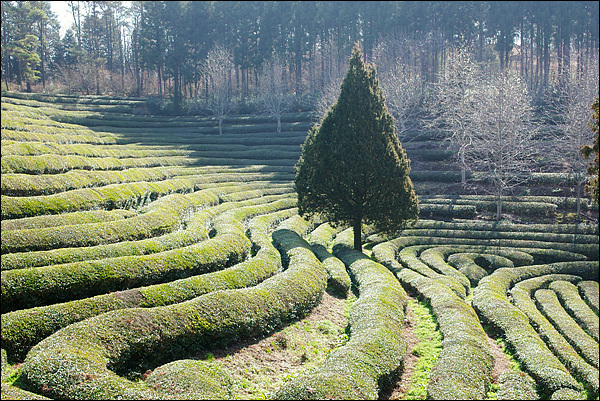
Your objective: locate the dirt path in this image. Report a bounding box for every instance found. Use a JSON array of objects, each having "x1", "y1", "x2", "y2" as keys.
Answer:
[{"x1": 195, "y1": 290, "x2": 353, "y2": 399}]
